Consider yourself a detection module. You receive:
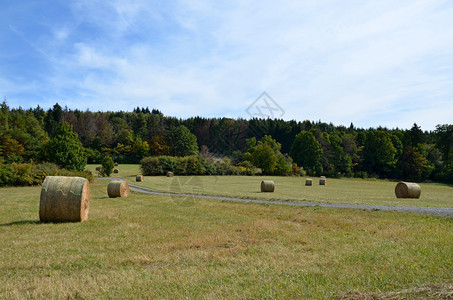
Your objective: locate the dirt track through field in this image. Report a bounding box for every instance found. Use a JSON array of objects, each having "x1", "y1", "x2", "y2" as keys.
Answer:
[{"x1": 109, "y1": 179, "x2": 453, "y2": 217}]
